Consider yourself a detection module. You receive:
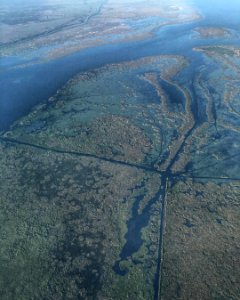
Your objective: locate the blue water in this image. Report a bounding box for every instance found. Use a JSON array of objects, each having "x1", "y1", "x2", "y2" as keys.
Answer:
[{"x1": 1, "y1": 0, "x2": 240, "y2": 131}]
